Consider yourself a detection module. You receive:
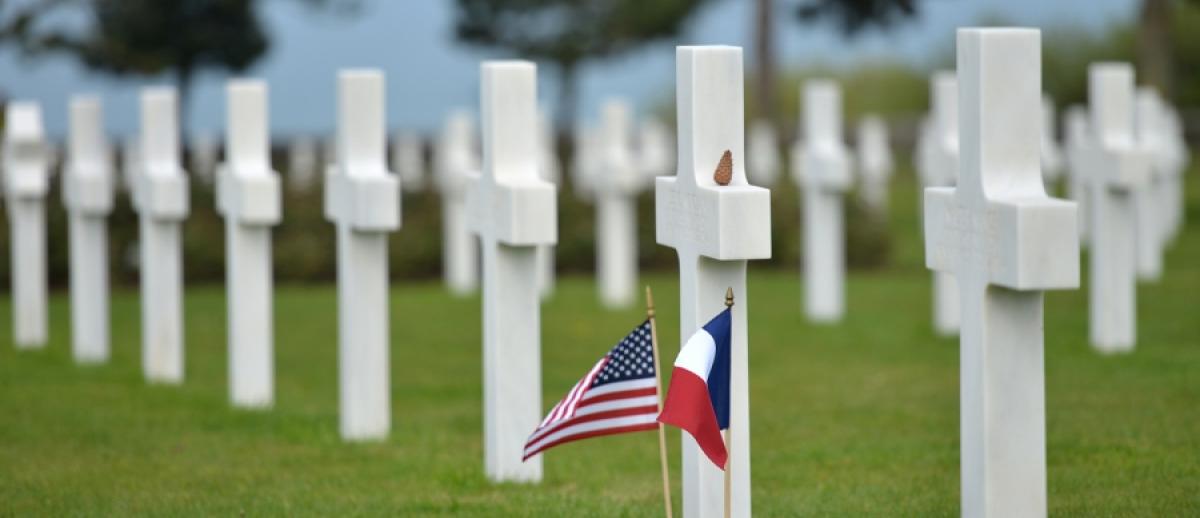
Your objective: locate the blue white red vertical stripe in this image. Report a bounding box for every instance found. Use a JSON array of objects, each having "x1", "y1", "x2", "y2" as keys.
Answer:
[
  {"x1": 523, "y1": 320, "x2": 660, "y2": 460},
  {"x1": 657, "y1": 307, "x2": 732, "y2": 469}
]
